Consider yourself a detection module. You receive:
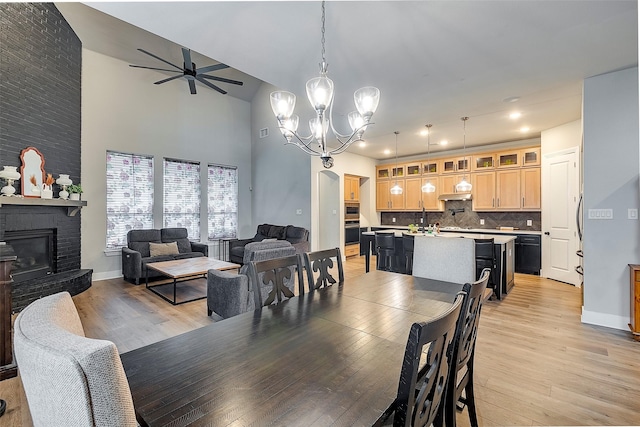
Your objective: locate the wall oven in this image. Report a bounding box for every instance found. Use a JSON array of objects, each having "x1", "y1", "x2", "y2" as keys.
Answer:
[
  {"x1": 345, "y1": 220, "x2": 361, "y2": 245},
  {"x1": 345, "y1": 203, "x2": 360, "y2": 220}
]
